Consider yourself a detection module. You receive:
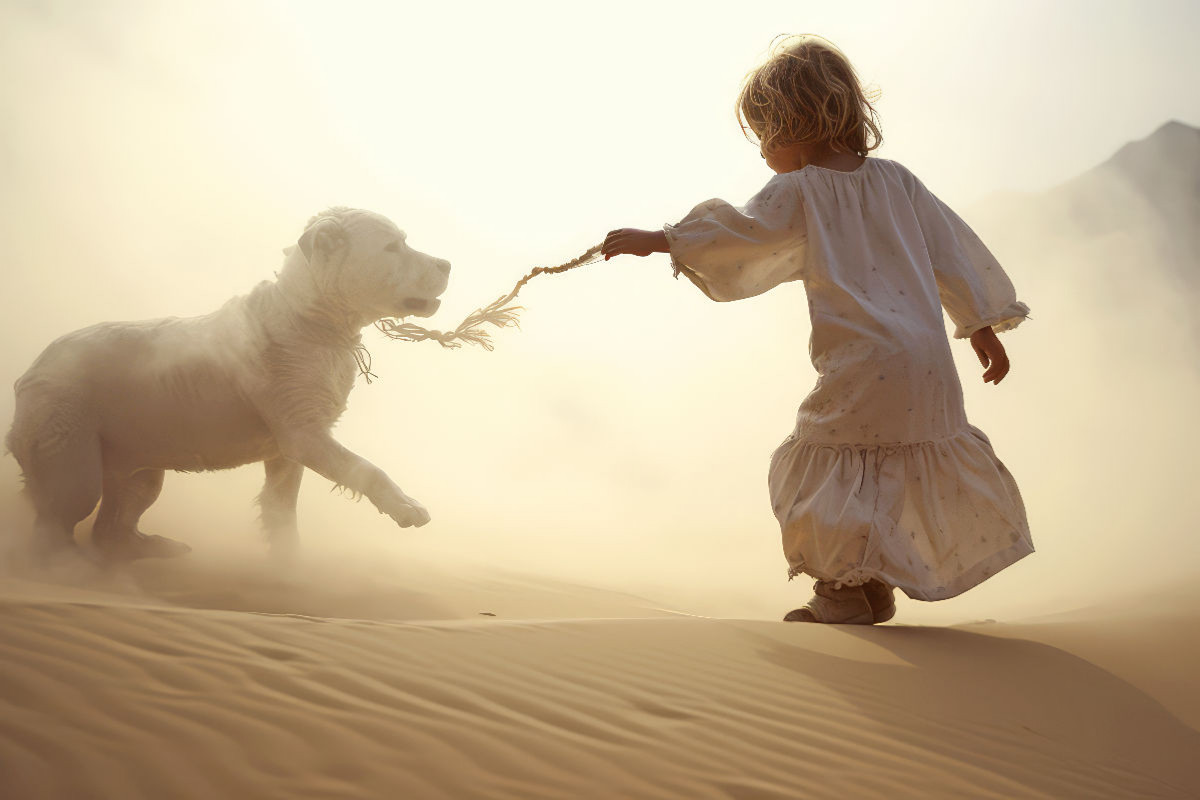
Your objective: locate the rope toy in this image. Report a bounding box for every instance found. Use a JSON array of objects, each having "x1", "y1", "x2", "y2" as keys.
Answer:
[{"x1": 374, "y1": 243, "x2": 604, "y2": 351}]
